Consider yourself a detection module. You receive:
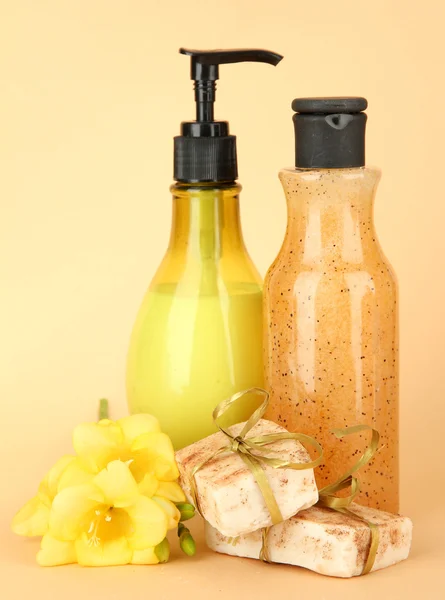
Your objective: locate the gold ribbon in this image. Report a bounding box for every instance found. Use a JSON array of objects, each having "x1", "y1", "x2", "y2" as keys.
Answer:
[
  {"x1": 189, "y1": 388, "x2": 323, "y2": 527},
  {"x1": 317, "y1": 425, "x2": 380, "y2": 575}
]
